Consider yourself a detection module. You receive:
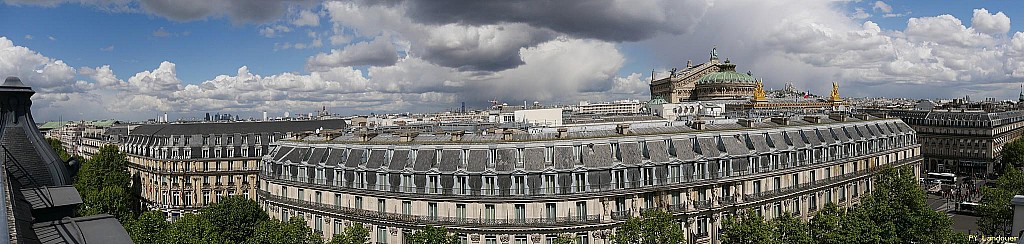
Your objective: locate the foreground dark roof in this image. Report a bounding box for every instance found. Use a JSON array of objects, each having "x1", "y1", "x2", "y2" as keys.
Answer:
[{"x1": 131, "y1": 119, "x2": 348, "y2": 136}]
